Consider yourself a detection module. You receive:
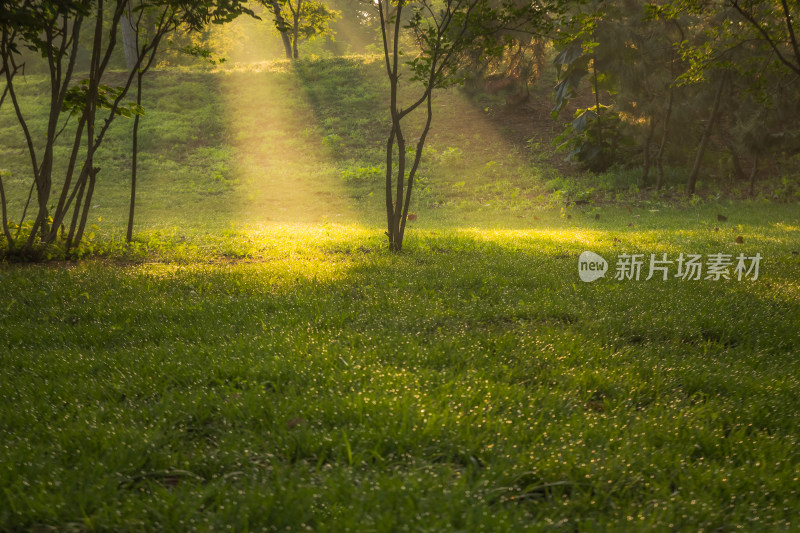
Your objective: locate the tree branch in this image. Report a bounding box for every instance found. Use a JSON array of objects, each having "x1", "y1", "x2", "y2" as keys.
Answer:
[
  {"x1": 780, "y1": 0, "x2": 800, "y2": 70},
  {"x1": 730, "y1": 0, "x2": 800, "y2": 75}
]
